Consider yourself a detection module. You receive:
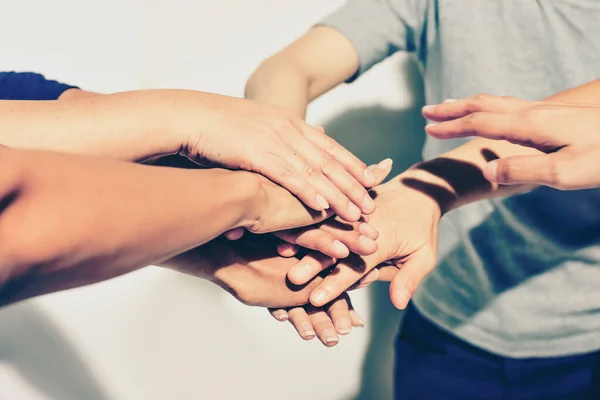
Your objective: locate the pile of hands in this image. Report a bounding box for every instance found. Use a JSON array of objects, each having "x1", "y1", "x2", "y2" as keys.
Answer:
[
  {"x1": 163, "y1": 92, "x2": 600, "y2": 347},
  {"x1": 150, "y1": 95, "x2": 446, "y2": 347}
]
